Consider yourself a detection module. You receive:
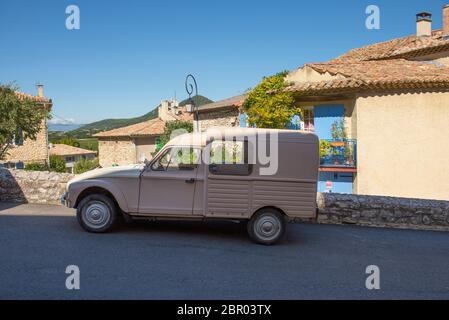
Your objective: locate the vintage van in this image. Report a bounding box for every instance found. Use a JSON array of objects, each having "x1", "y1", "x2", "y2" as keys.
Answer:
[{"x1": 62, "y1": 128, "x2": 319, "y2": 245}]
